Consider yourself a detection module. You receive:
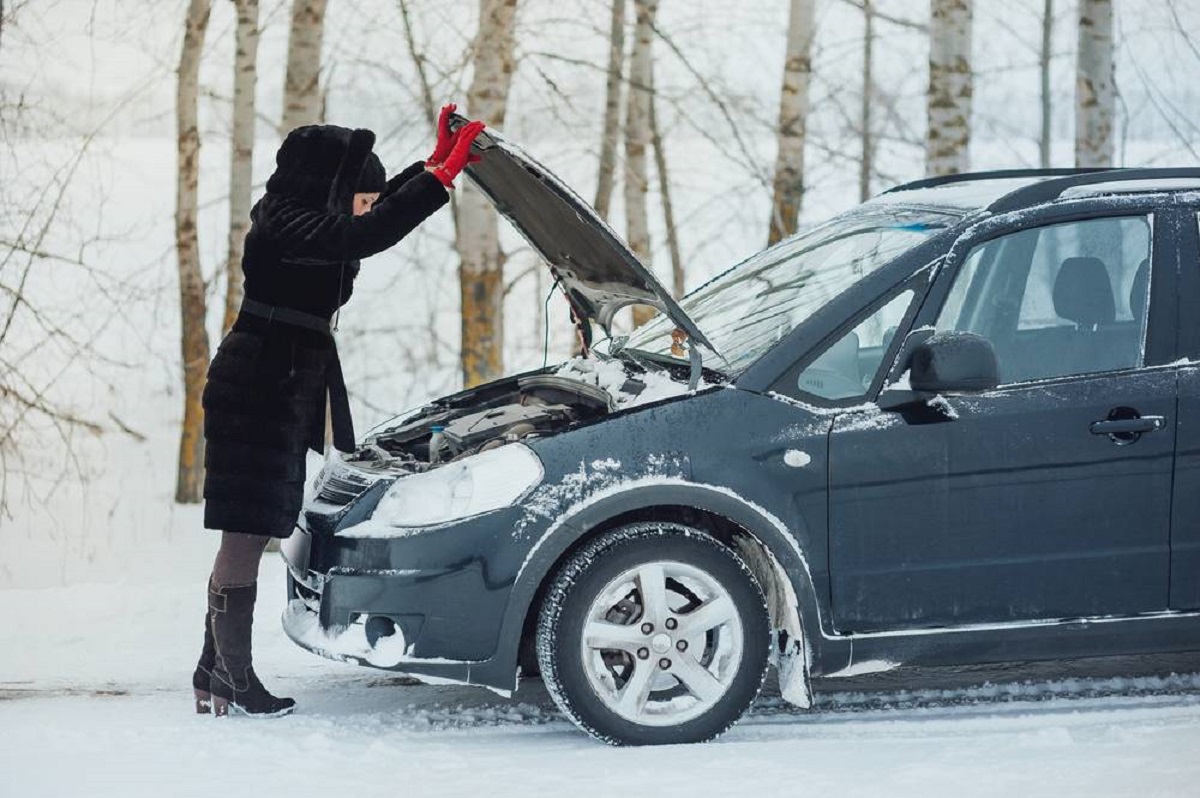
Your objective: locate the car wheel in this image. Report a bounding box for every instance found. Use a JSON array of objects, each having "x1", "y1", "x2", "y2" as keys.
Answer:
[{"x1": 536, "y1": 522, "x2": 770, "y2": 745}]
